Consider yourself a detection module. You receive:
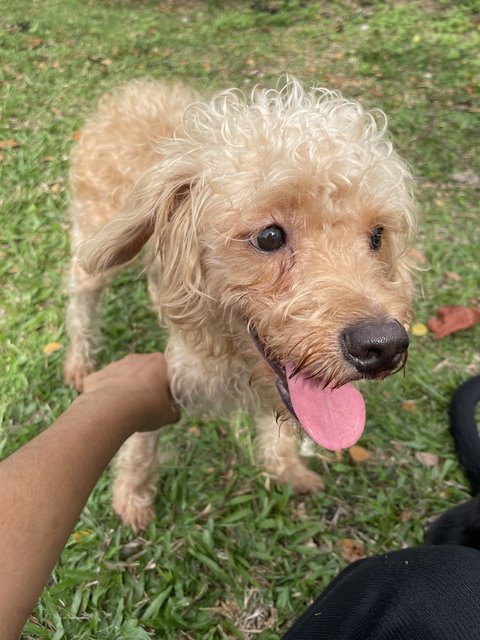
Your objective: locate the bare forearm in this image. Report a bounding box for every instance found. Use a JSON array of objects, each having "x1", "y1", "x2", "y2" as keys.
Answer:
[
  {"x1": 0, "y1": 353, "x2": 178, "y2": 639},
  {"x1": 0, "y1": 394, "x2": 139, "y2": 639}
]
